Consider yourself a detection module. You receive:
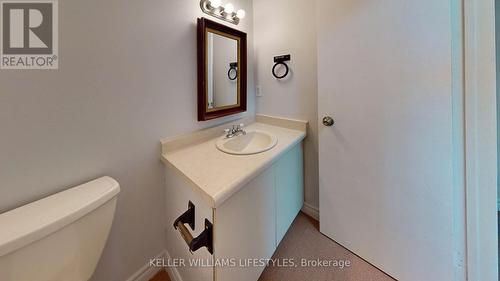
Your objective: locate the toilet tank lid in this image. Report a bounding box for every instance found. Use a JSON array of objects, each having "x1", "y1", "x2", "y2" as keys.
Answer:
[{"x1": 0, "y1": 176, "x2": 120, "y2": 257}]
